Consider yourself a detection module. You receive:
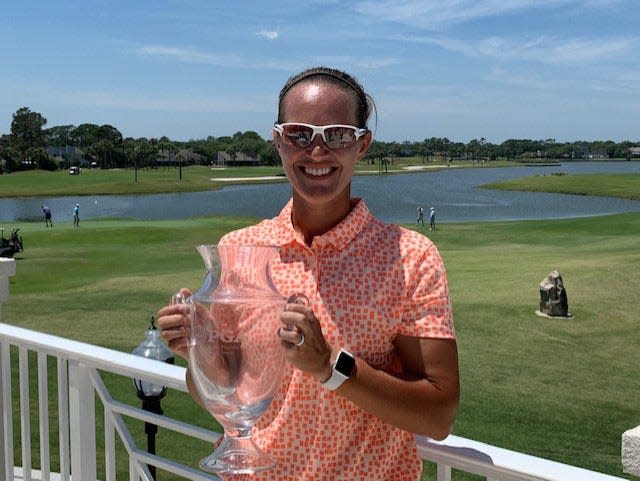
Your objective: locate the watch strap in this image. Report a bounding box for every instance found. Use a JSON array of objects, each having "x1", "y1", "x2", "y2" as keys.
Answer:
[{"x1": 321, "y1": 367, "x2": 349, "y2": 391}]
